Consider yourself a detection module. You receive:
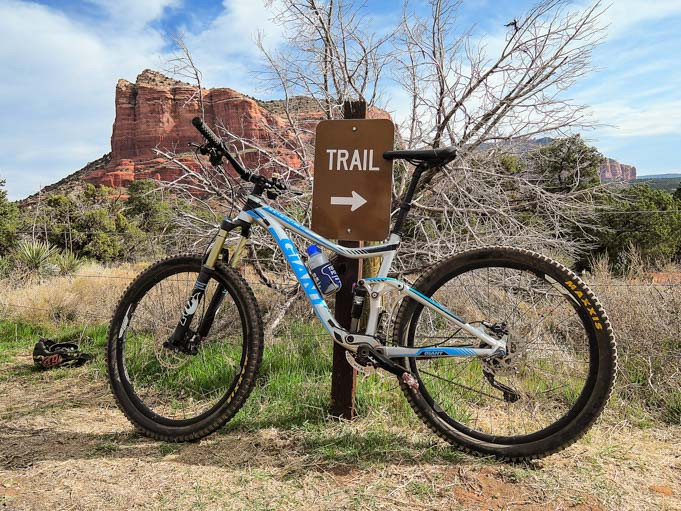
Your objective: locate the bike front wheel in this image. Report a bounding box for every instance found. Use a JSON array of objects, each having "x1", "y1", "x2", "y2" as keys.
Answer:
[
  {"x1": 393, "y1": 246, "x2": 617, "y2": 460},
  {"x1": 107, "y1": 254, "x2": 263, "y2": 441}
]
